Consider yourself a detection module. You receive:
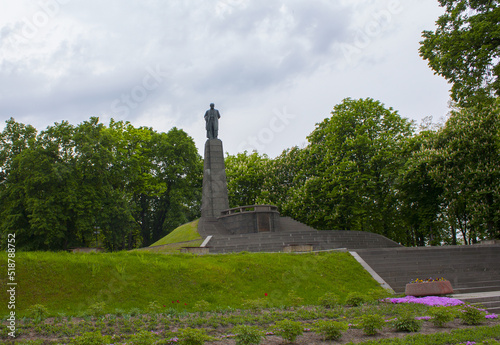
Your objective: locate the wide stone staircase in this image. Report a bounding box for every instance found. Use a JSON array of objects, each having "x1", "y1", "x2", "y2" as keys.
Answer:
[{"x1": 354, "y1": 245, "x2": 500, "y2": 312}]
